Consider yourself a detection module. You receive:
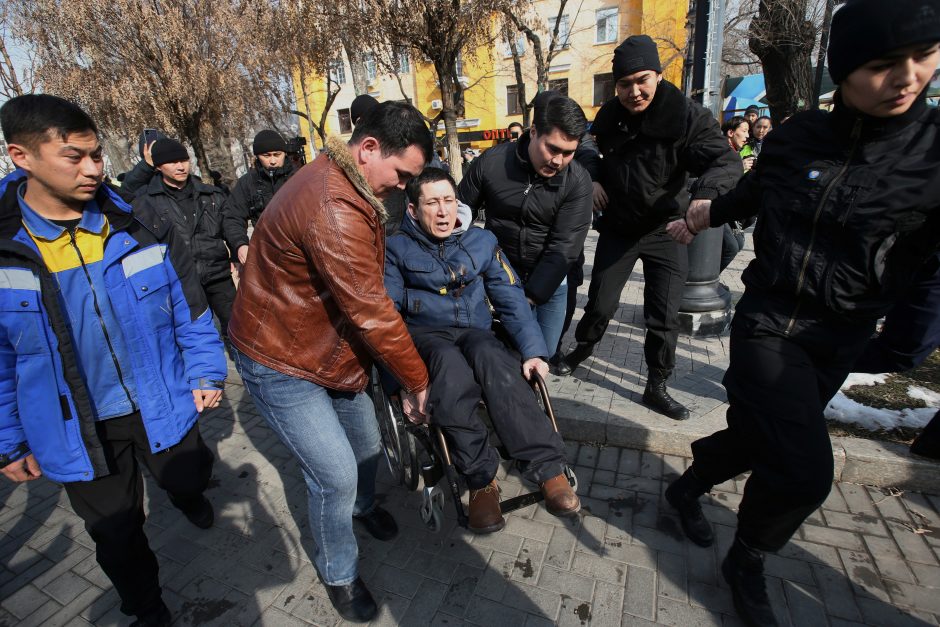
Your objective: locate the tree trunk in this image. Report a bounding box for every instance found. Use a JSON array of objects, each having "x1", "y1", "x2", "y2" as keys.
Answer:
[
  {"x1": 343, "y1": 39, "x2": 369, "y2": 96},
  {"x1": 205, "y1": 128, "x2": 238, "y2": 187},
  {"x1": 102, "y1": 134, "x2": 134, "y2": 178},
  {"x1": 439, "y1": 73, "x2": 462, "y2": 182},
  {"x1": 297, "y1": 62, "x2": 321, "y2": 155},
  {"x1": 749, "y1": 0, "x2": 816, "y2": 124},
  {"x1": 508, "y1": 37, "x2": 529, "y2": 127},
  {"x1": 182, "y1": 118, "x2": 212, "y2": 182}
]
